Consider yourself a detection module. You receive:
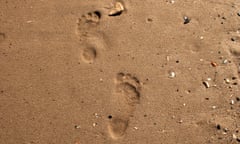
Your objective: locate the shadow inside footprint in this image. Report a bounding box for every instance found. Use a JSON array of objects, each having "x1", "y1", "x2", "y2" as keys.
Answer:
[{"x1": 116, "y1": 82, "x2": 140, "y2": 105}]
